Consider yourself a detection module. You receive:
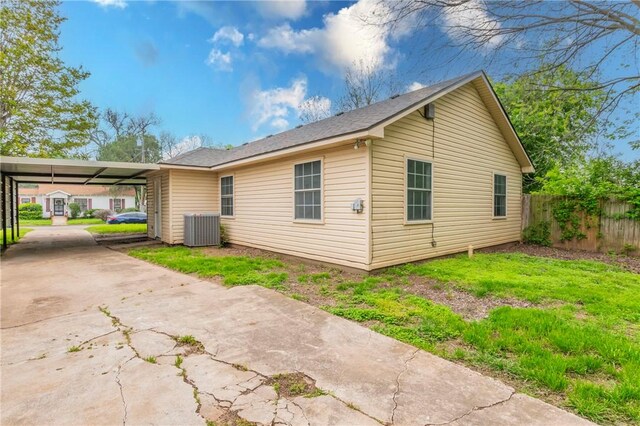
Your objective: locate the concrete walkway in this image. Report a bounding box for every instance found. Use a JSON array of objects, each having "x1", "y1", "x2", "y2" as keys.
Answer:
[{"x1": 1, "y1": 227, "x2": 592, "y2": 425}]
